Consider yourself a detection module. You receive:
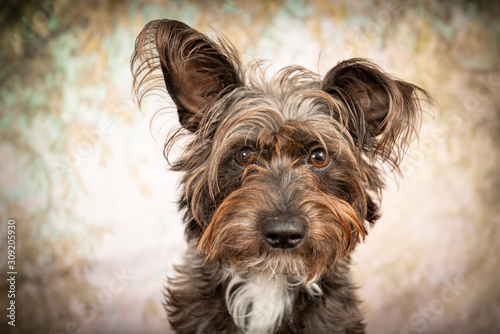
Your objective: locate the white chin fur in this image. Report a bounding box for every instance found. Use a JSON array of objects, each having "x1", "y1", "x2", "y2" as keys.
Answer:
[{"x1": 225, "y1": 274, "x2": 322, "y2": 333}]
